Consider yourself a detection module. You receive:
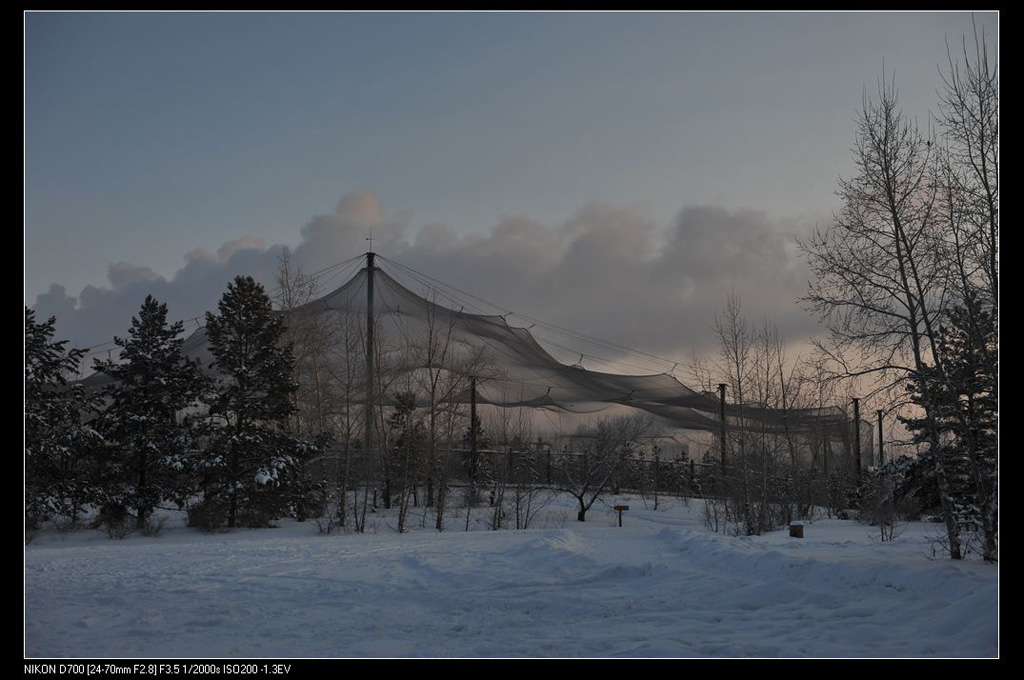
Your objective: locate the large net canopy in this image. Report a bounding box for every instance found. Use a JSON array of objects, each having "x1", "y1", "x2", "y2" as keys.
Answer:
[
  {"x1": 85, "y1": 253, "x2": 847, "y2": 438},
  {"x1": 179, "y1": 254, "x2": 845, "y2": 436}
]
